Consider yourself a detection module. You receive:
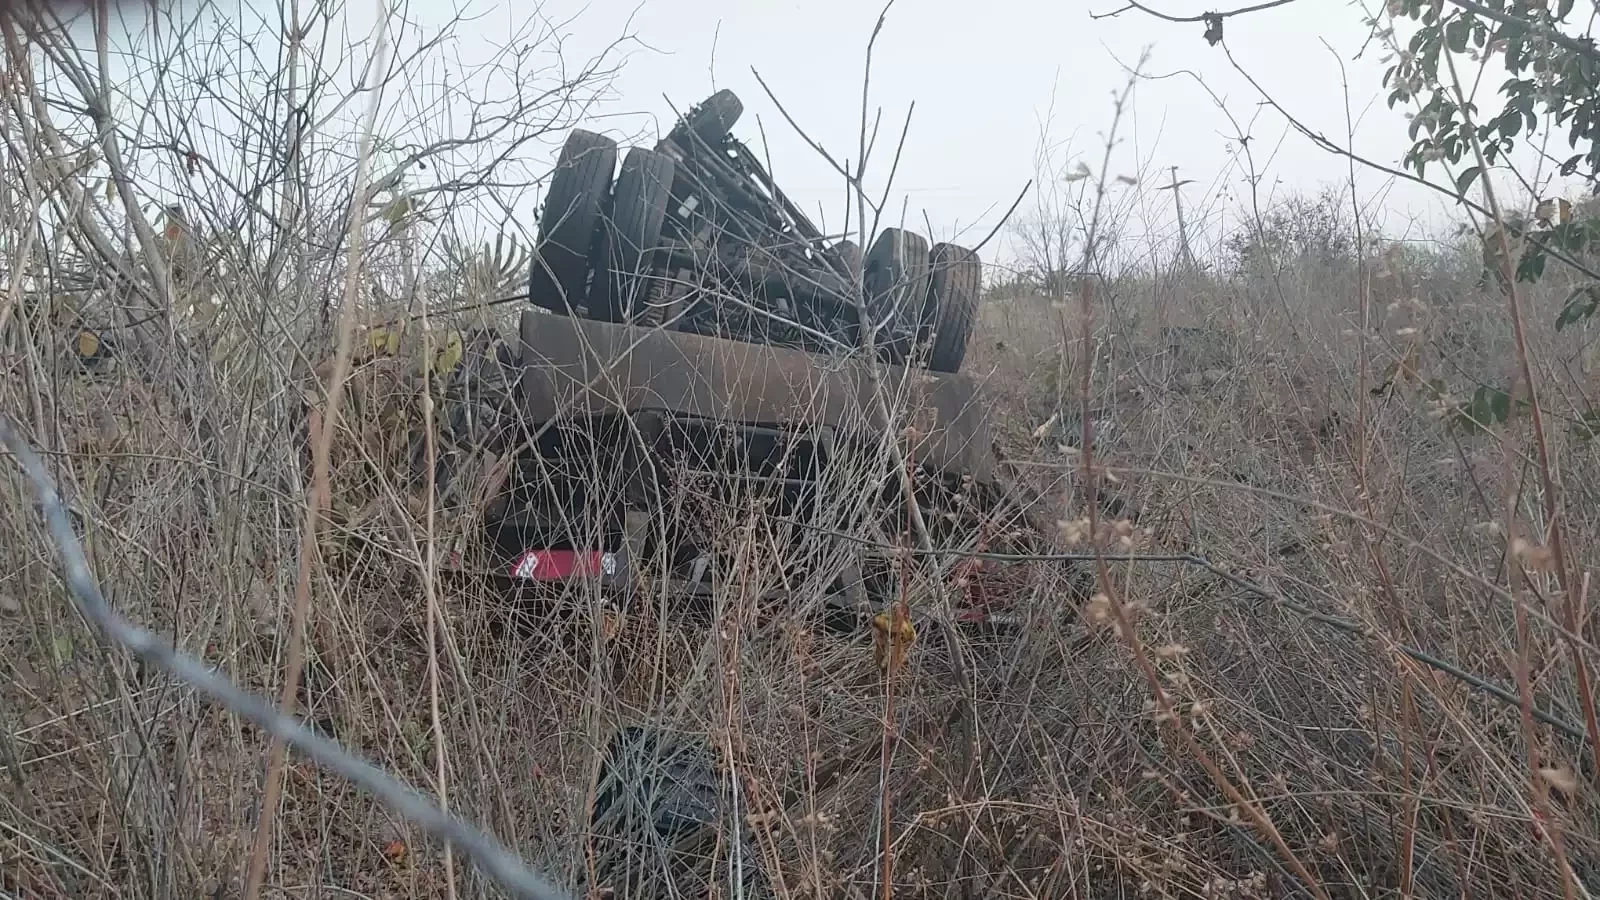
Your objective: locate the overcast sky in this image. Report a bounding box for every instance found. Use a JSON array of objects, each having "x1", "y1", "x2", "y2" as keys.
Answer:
[
  {"x1": 91, "y1": 0, "x2": 1594, "y2": 273},
  {"x1": 478, "y1": 0, "x2": 1473, "y2": 267}
]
